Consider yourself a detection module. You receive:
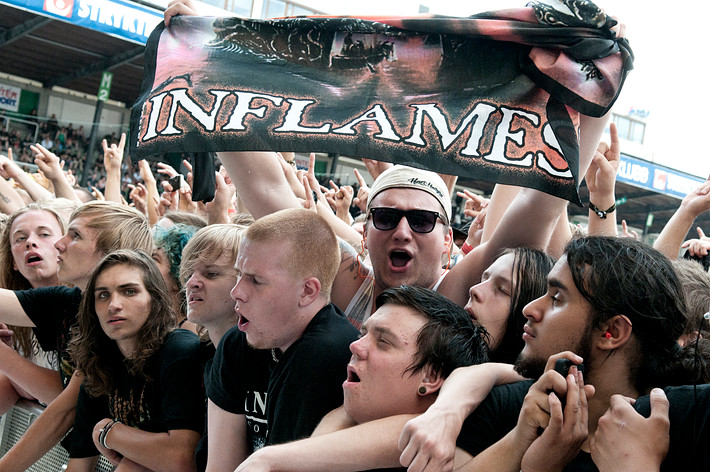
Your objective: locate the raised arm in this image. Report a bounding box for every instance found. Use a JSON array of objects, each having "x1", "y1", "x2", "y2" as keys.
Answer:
[
  {"x1": 101, "y1": 133, "x2": 126, "y2": 204},
  {"x1": 30, "y1": 144, "x2": 82, "y2": 203},
  {"x1": 0, "y1": 151, "x2": 53, "y2": 203},
  {"x1": 585, "y1": 123, "x2": 620, "y2": 237},
  {"x1": 218, "y1": 151, "x2": 301, "y2": 219},
  {"x1": 439, "y1": 113, "x2": 610, "y2": 306},
  {"x1": 654, "y1": 178, "x2": 710, "y2": 259}
]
